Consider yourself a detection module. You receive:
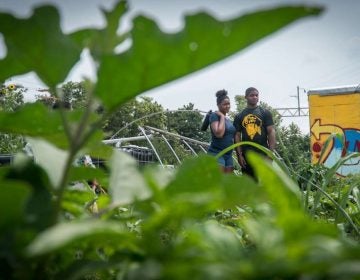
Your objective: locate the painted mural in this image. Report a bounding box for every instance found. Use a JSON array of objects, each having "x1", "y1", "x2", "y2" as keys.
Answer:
[
  {"x1": 311, "y1": 119, "x2": 360, "y2": 176},
  {"x1": 308, "y1": 86, "x2": 360, "y2": 176}
]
